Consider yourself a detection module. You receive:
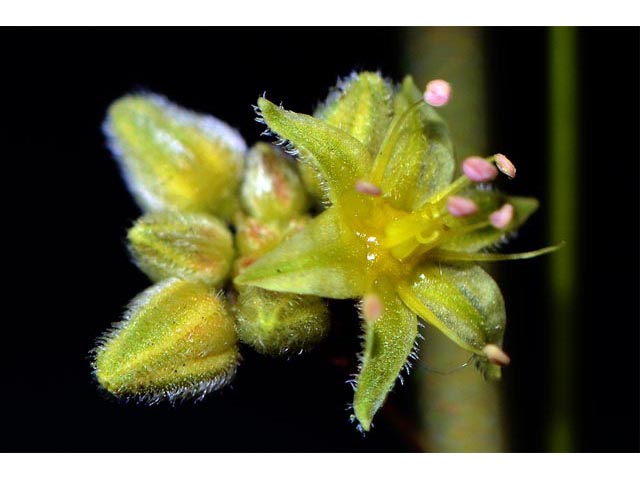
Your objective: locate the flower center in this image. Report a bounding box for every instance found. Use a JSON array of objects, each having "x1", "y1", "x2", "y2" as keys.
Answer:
[
  {"x1": 352, "y1": 97, "x2": 517, "y2": 265},
  {"x1": 381, "y1": 202, "x2": 449, "y2": 261}
]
